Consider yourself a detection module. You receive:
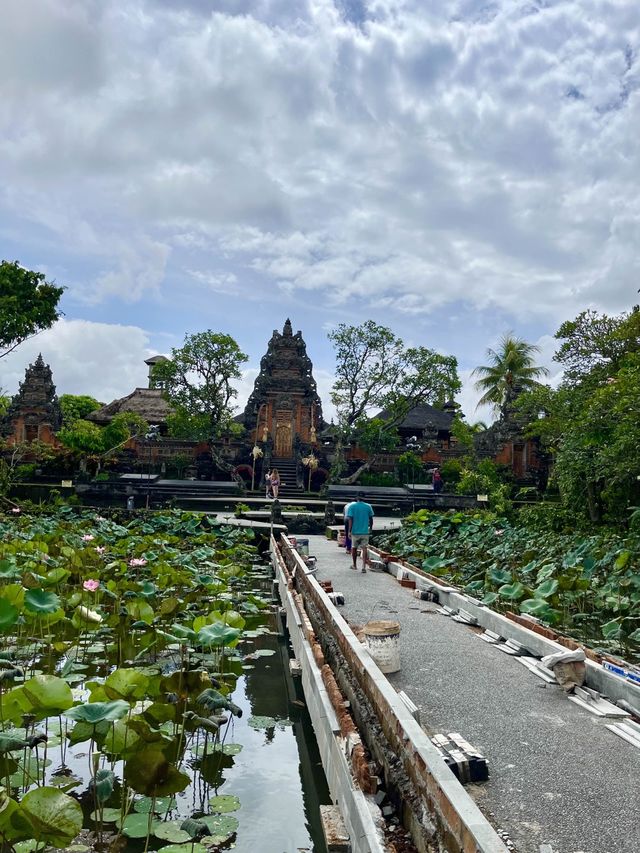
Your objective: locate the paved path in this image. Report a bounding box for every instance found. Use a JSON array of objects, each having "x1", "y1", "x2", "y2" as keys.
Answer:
[{"x1": 307, "y1": 533, "x2": 639, "y2": 853}]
